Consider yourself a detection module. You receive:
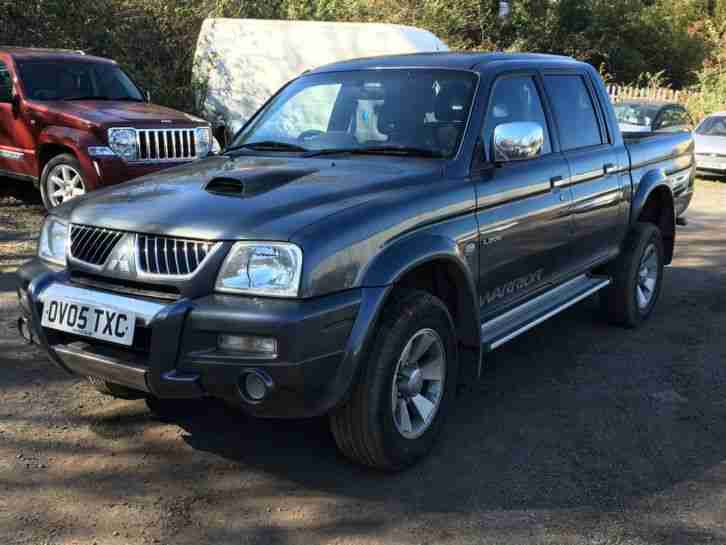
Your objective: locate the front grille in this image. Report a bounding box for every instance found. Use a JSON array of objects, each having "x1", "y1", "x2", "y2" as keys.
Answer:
[
  {"x1": 138, "y1": 234, "x2": 214, "y2": 276},
  {"x1": 70, "y1": 225, "x2": 124, "y2": 266},
  {"x1": 136, "y1": 128, "x2": 197, "y2": 162}
]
